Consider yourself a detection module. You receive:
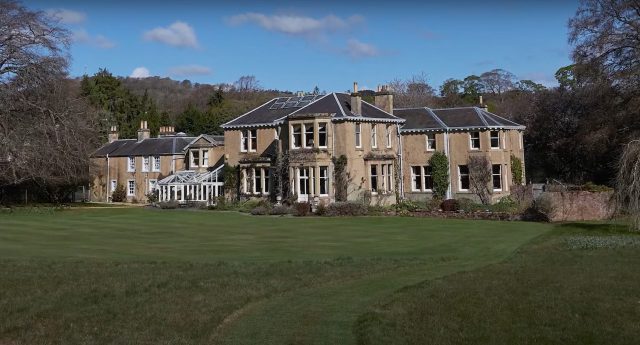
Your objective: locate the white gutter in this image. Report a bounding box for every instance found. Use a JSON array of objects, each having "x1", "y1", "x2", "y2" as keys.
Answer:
[
  {"x1": 397, "y1": 123, "x2": 404, "y2": 200},
  {"x1": 444, "y1": 131, "x2": 452, "y2": 199}
]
